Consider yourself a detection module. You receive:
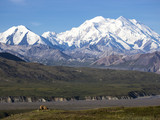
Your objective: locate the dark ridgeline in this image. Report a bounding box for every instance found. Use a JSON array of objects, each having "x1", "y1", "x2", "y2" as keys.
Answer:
[{"x1": 0, "y1": 52, "x2": 25, "y2": 62}]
